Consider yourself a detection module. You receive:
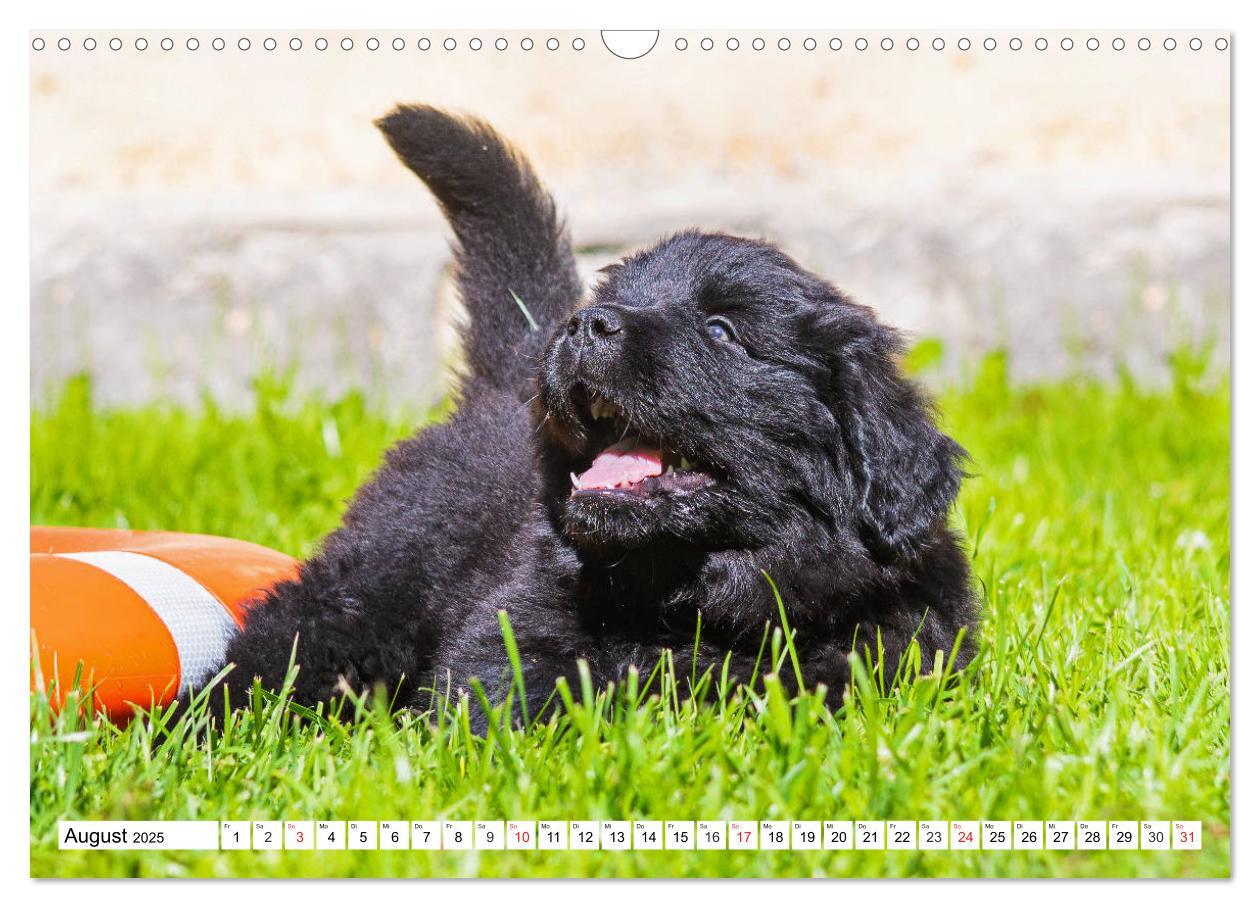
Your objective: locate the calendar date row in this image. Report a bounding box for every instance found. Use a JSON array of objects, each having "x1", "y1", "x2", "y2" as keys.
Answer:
[{"x1": 212, "y1": 819, "x2": 1202, "y2": 852}]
